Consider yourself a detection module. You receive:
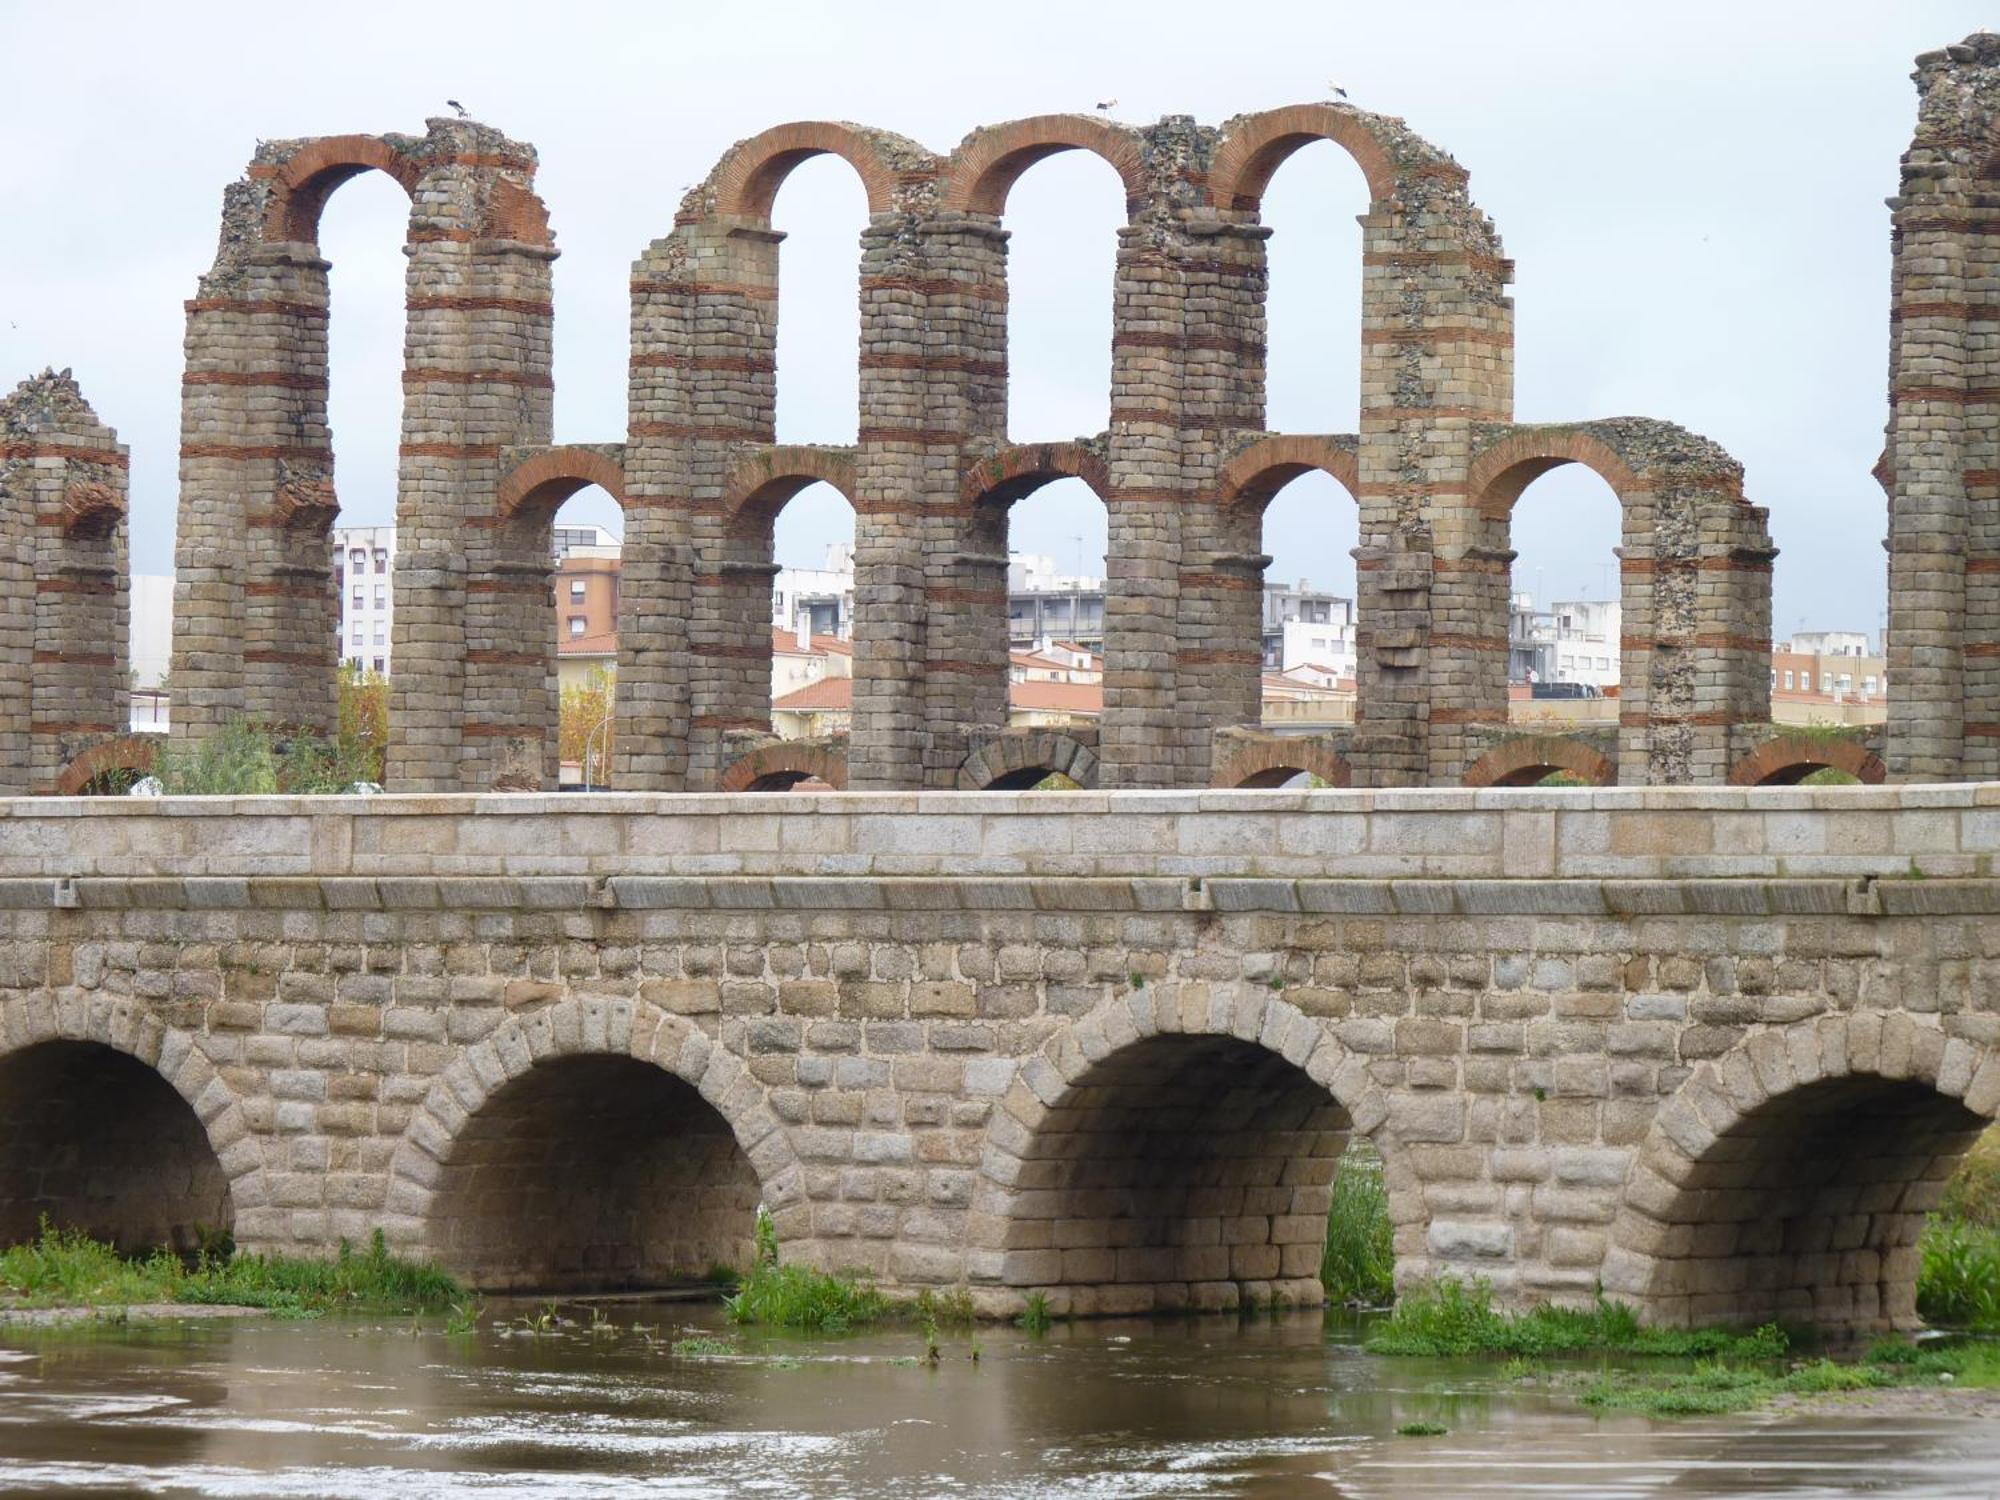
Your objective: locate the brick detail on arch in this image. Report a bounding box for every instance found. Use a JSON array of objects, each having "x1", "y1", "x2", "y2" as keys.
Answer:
[
  {"x1": 0, "y1": 991, "x2": 258, "y2": 1230},
  {"x1": 1206, "y1": 104, "x2": 1408, "y2": 209},
  {"x1": 1602, "y1": 1015, "x2": 1999, "y2": 1333},
  {"x1": 718, "y1": 739, "x2": 849, "y2": 792},
  {"x1": 261, "y1": 134, "x2": 422, "y2": 244},
  {"x1": 965, "y1": 988, "x2": 1407, "y2": 1317},
  {"x1": 1465, "y1": 428, "x2": 1647, "y2": 521},
  {"x1": 702, "y1": 121, "x2": 916, "y2": 222},
  {"x1": 1211, "y1": 736, "x2": 1353, "y2": 789},
  {"x1": 1727, "y1": 736, "x2": 1887, "y2": 787},
  {"x1": 1461, "y1": 736, "x2": 1614, "y2": 789},
  {"x1": 386, "y1": 997, "x2": 804, "y2": 1261},
  {"x1": 495, "y1": 445, "x2": 628, "y2": 523},
  {"x1": 961, "y1": 442, "x2": 1110, "y2": 510},
  {"x1": 938, "y1": 115, "x2": 1147, "y2": 215},
  {"x1": 1216, "y1": 433, "x2": 1360, "y2": 511},
  {"x1": 54, "y1": 734, "x2": 158, "y2": 796},
  {"x1": 957, "y1": 730, "x2": 1100, "y2": 790},
  {"x1": 721, "y1": 445, "x2": 857, "y2": 534}
]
